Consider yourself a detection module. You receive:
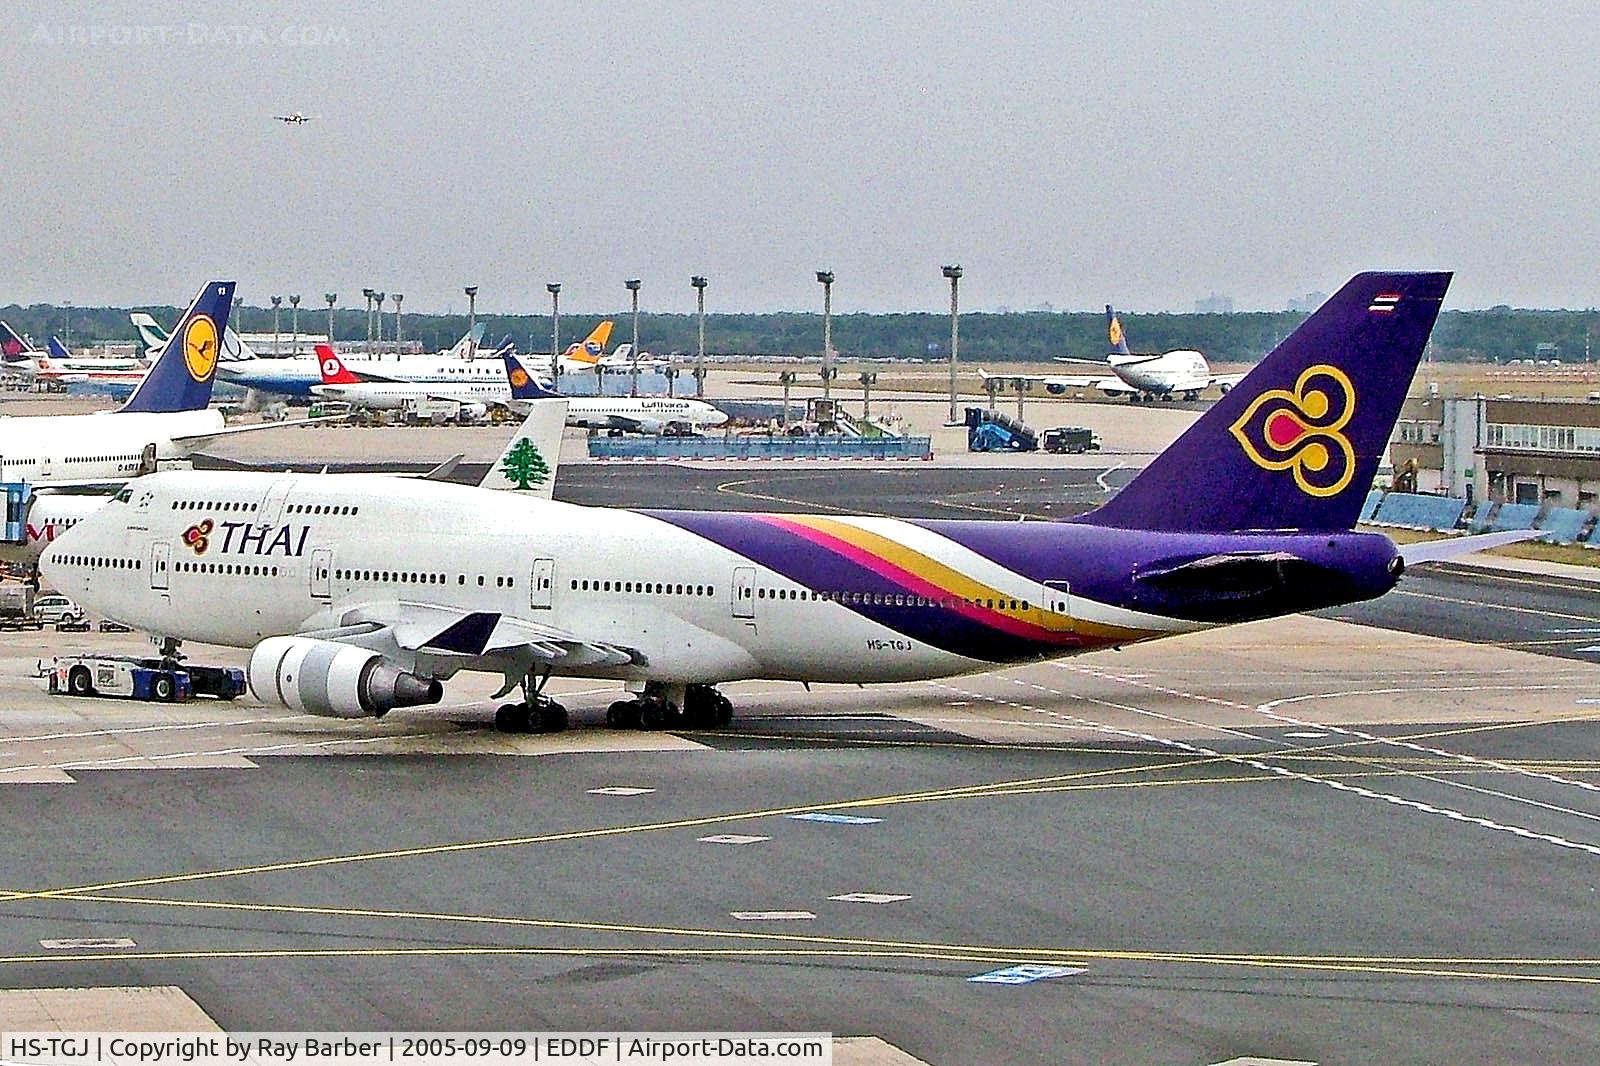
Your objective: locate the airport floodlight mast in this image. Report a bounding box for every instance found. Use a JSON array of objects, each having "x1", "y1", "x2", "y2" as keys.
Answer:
[
  {"x1": 270, "y1": 295, "x2": 282, "y2": 357},
  {"x1": 361, "y1": 288, "x2": 375, "y2": 355},
  {"x1": 464, "y1": 286, "x2": 479, "y2": 356},
  {"x1": 625, "y1": 278, "x2": 642, "y2": 397},
  {"x1": 288, "y1": 294, "x2": 300, "y2": 357},
  {"x1": 547, "y1": 283, "x2": 561, "y2": 381},
  {"x1": 63, "y1": 300, "x2": 71, "y2": 352},
  {"x1": 778, "y1": 370, "x2": 796, "y2": 426},
  {"x1": 859, "y1": 370, "x2": 877, "y2": 418},
  {"x1": 372, "y1": 293, "x2": 386, "y2": 352},
  {"x1": 691, "y1": 275, "x2": 707, "y2": 398},
  {"x1": 816, "y1": 270, "x2": 835, "y2": 400},
  {"x1": 324, "y1": 293, "x2": 336, "y2": 345},
  {"x1": 392, "y1": 293, "x2": 403, "y2": 345},
  {"x1": 943, "y1": 264, "x2": 963, "y2": 424}
]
